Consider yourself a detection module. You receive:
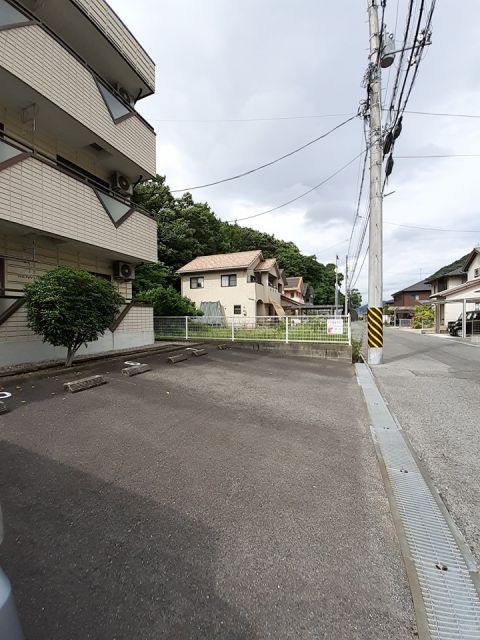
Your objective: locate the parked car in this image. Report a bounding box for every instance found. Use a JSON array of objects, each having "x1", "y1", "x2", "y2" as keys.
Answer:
[
  {"x1": 449, "y1": 311, "x2": 480, "y2": 337},
  {"x1": 0, "y1": 506, "x2": 23, "y2": 639}
]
